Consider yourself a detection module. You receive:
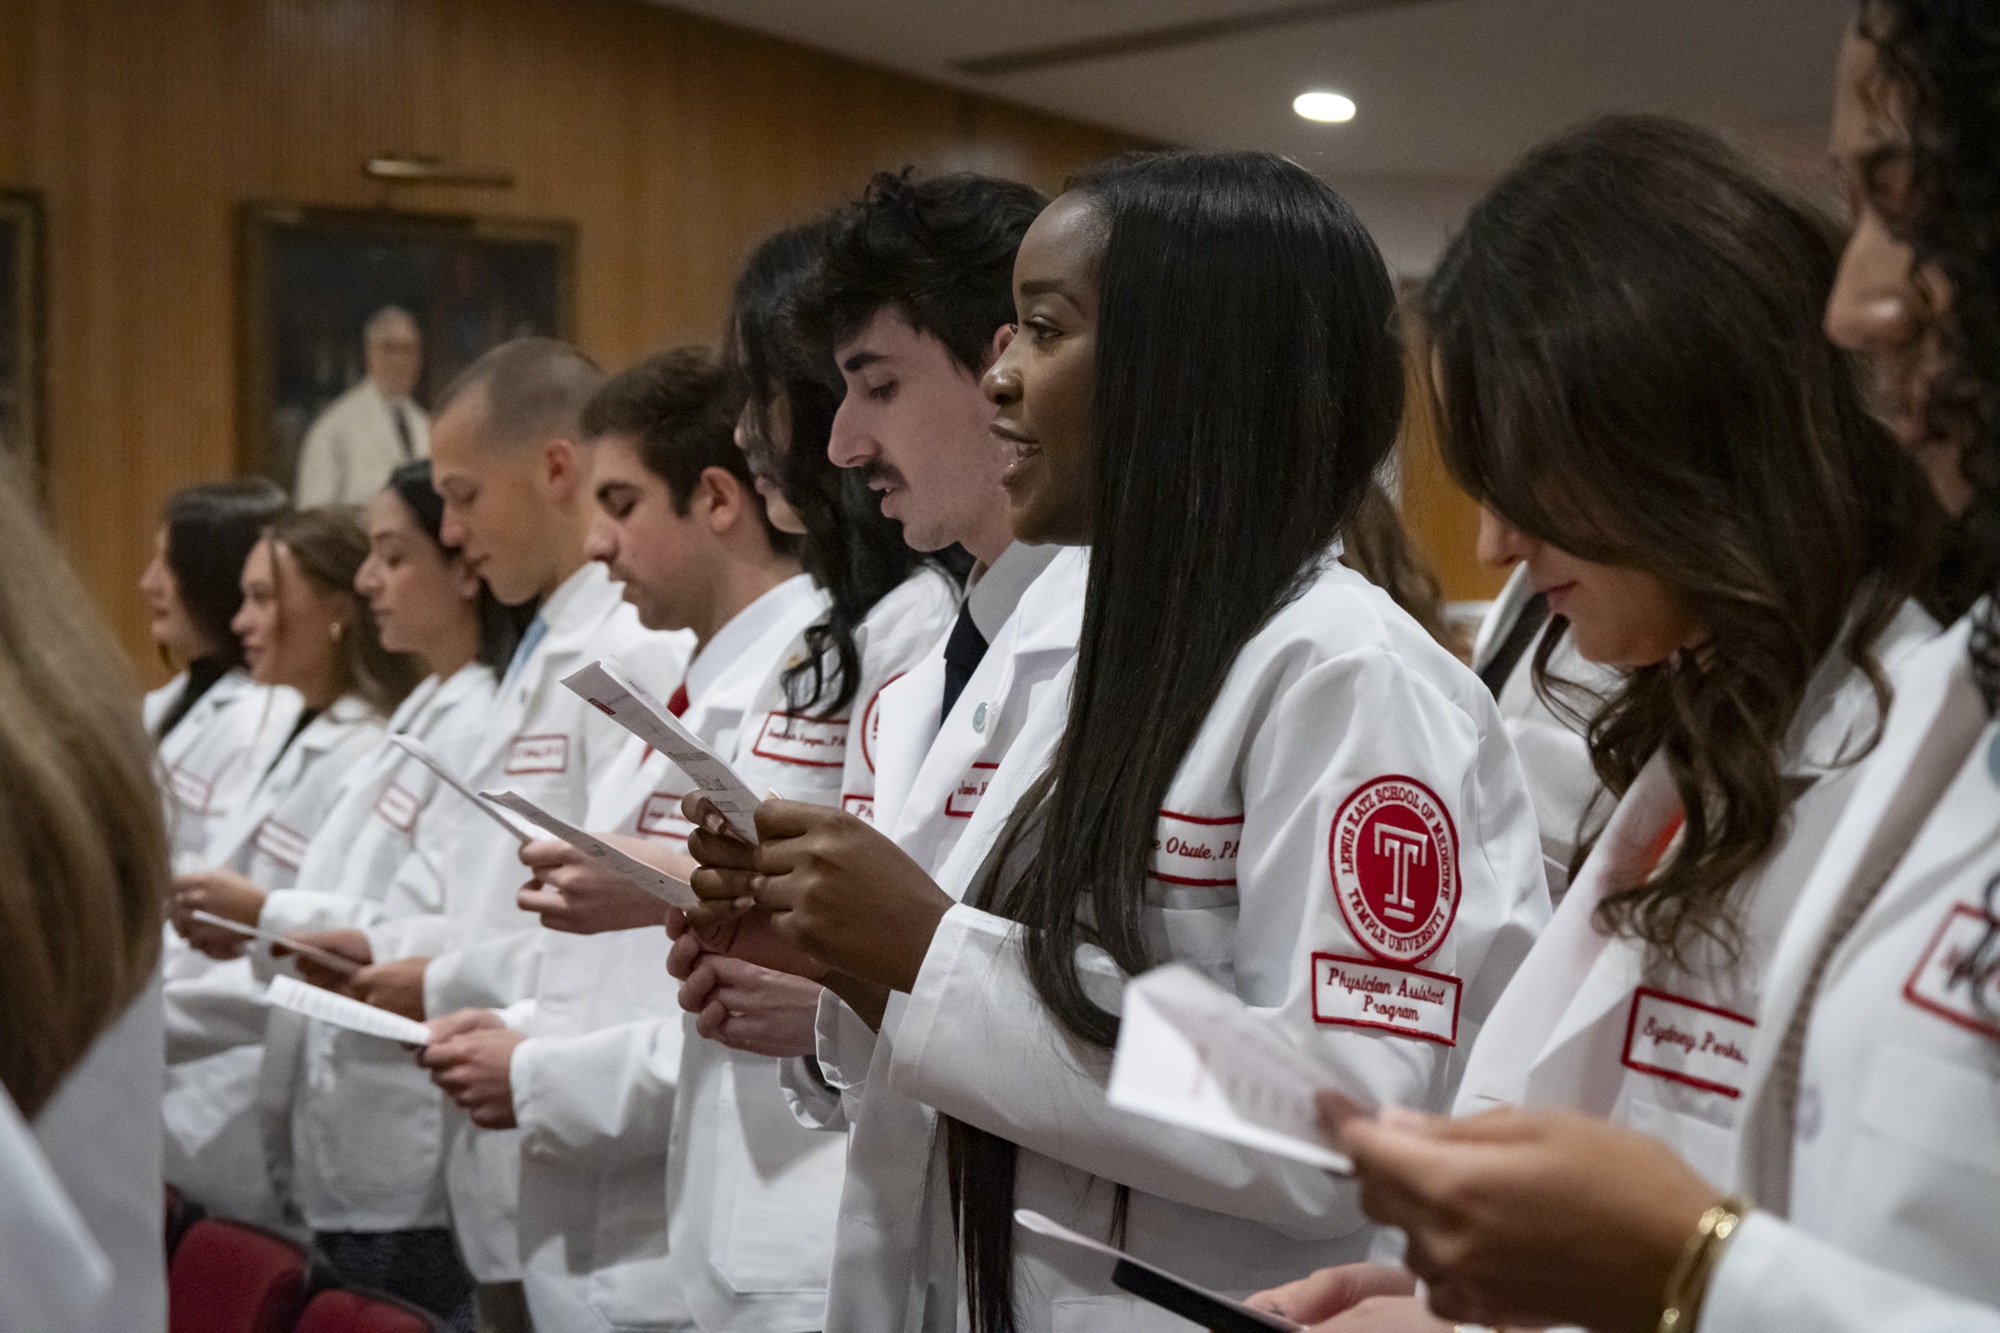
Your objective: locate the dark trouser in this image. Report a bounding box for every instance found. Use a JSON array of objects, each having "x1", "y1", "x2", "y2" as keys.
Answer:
[{"x1": 315, "y1": 1227, "x2": 477, "y2": 1332}]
